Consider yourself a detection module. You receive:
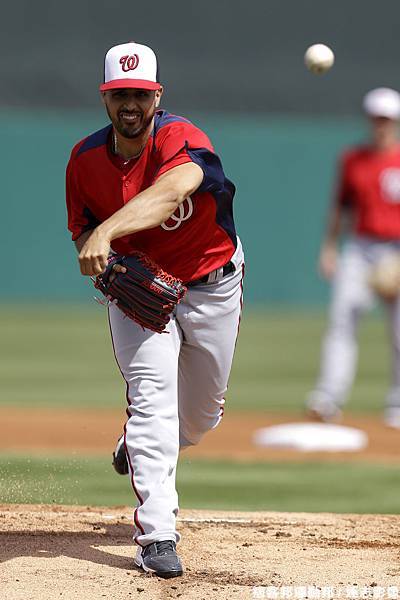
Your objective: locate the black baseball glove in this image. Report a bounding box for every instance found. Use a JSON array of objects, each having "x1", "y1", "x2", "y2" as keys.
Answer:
[{"x1": 94, "y1": 252, "x2": 187, "y2": 333}]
